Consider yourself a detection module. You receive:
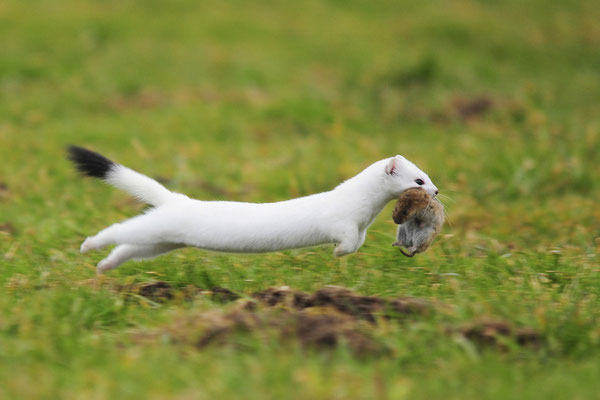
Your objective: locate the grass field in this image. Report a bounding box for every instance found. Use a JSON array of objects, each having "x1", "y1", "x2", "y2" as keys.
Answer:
[{"x1": 1, "y1": 0, "x2": 599, "y2": 398}]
